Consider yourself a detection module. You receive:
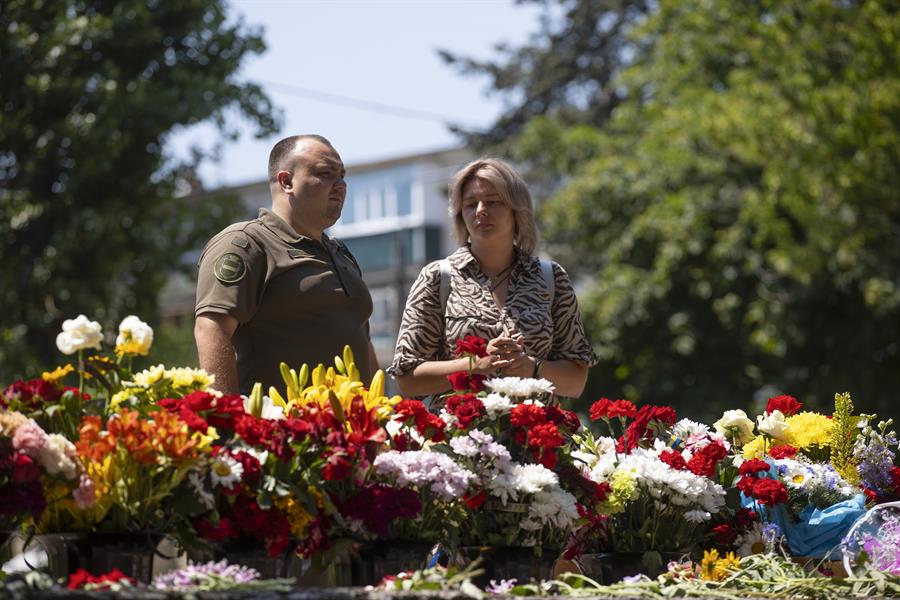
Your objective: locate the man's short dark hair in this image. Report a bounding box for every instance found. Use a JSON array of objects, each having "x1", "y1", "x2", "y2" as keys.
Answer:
[{"x1": 267, "y1": 134, "x2": 333, "y2": 182}]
